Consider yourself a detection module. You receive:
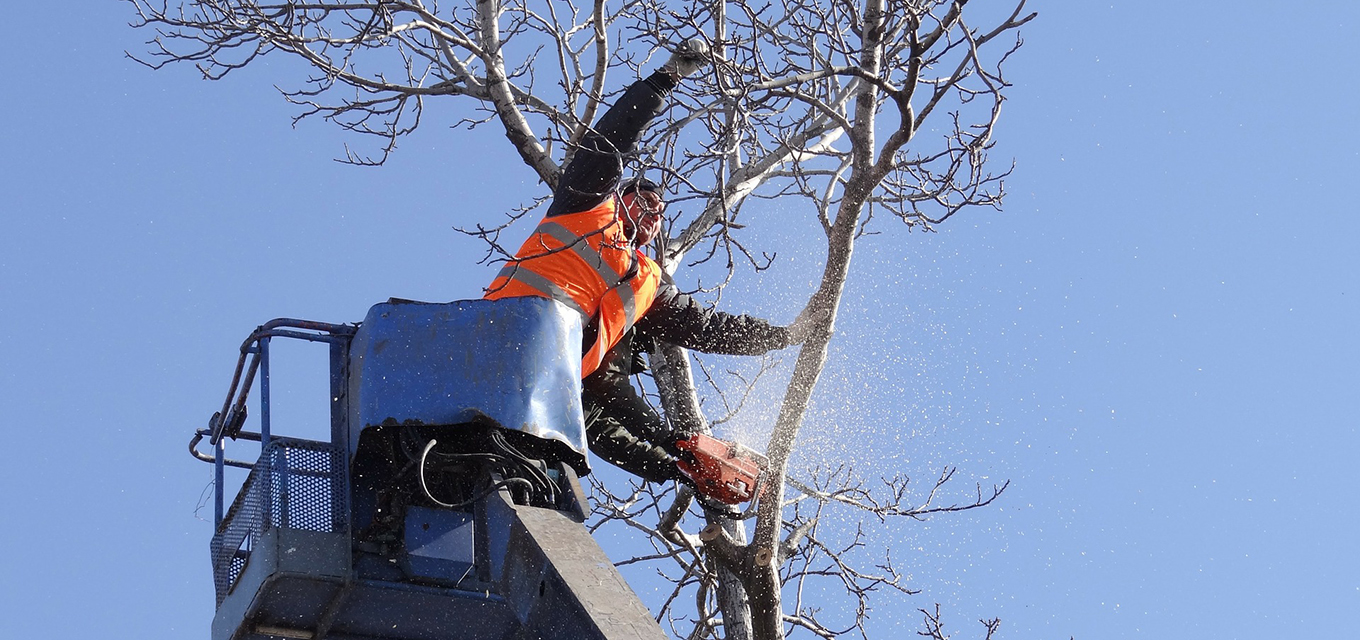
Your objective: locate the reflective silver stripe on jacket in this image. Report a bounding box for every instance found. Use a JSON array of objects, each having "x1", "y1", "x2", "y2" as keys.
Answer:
[
  {"x1": 494, "y1": 262, "x2": 588, "y2": 319},
  {"x1": 526, "y1": 221, "x2": 639, "y2": 330}
]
